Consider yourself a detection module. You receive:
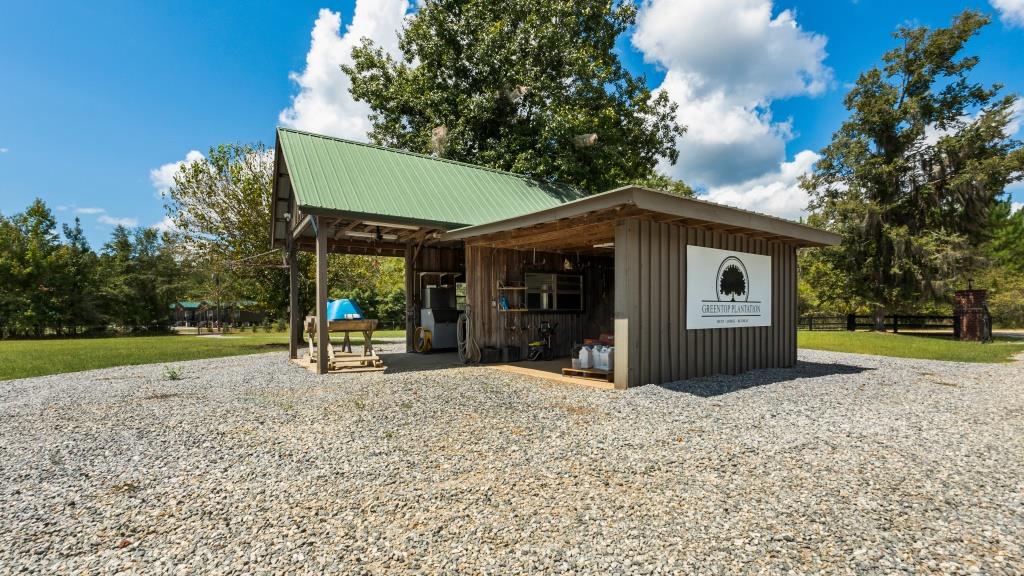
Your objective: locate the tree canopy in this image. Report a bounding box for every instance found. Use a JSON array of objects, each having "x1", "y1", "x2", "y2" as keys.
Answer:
[
  {"x1": 163, "y1": 143, "x2": 289, "y2": 312},
  {"x1": 163, "y1": 143, "x2": 408, "y2": 325},
  {"x1": 343, "y1": 0, "x2": 686, "y2": 194},
  {"x1": 0, "y1": 200, "x2": 186, "y2": 337},
  {"x1": 802, "y1": 10, "x2": 1024, "y2": 326}
]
